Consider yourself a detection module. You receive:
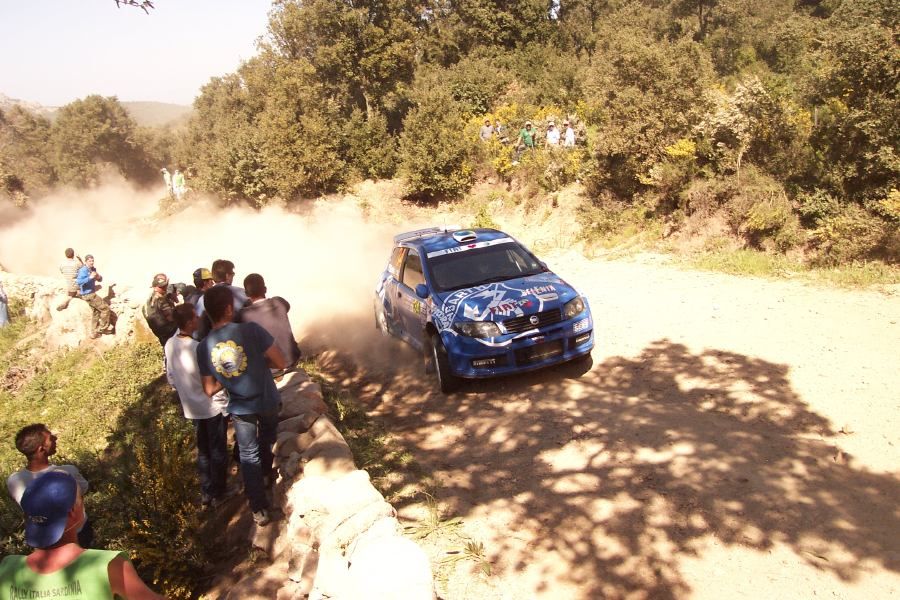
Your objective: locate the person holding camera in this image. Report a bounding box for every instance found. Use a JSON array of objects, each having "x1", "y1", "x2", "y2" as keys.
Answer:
[{"x1": 75, "y1": 254, "x2": 112, "y2": 339}]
